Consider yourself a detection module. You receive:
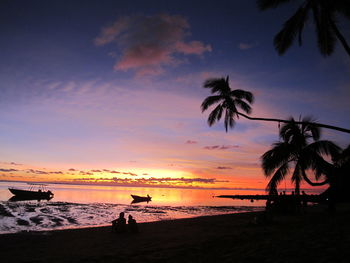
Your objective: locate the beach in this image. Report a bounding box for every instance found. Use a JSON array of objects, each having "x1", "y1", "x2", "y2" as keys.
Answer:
[{"x1": 1, "y1": 204, "x2": 349, "y2": 263}]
